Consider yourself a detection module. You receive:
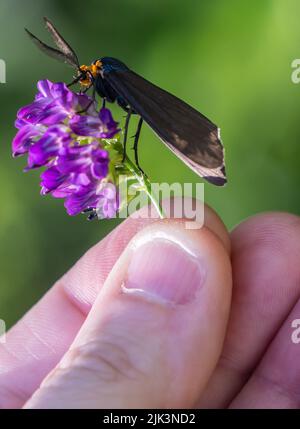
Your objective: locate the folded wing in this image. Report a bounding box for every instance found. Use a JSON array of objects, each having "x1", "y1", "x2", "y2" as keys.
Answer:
[{"x1": 105, "y1": 69, "x2": 227, "y2": 185}]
